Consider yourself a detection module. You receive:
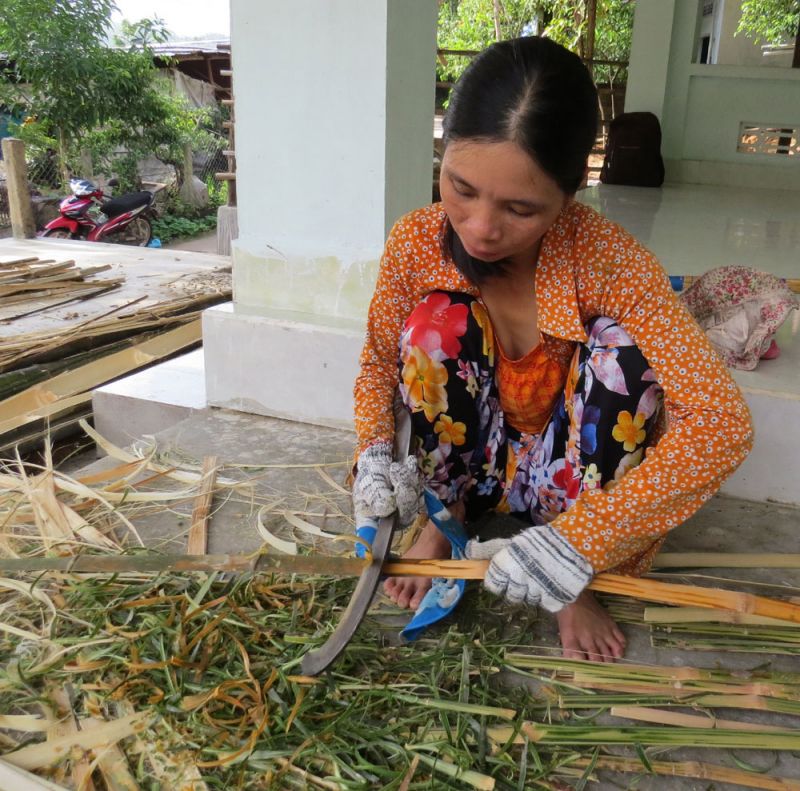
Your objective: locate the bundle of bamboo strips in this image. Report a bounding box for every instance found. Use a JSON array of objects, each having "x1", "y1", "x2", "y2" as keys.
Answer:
[
  {"x1": 0, "y1": 257, "x2": 122, "y2": 311},
  {"x1": 0, "y1": 254, "x2": 231, "y2": 449}
]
